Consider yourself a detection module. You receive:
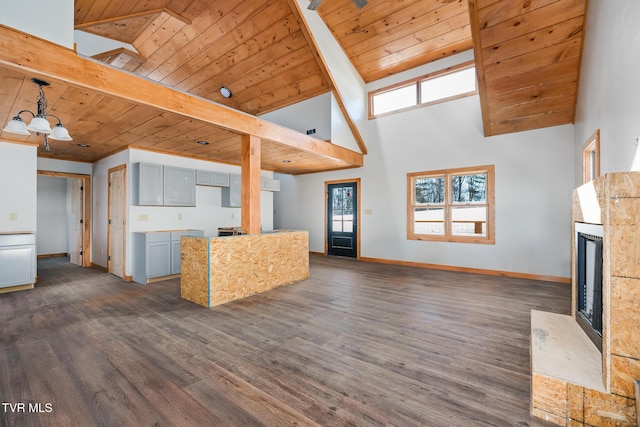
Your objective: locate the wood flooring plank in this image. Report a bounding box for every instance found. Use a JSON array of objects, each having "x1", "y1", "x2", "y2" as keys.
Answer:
[{"x1": 0, "y1": 255, "x2": 566, "y2": 427}]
